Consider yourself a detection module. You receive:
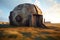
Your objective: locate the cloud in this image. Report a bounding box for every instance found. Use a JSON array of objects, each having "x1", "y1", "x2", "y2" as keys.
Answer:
[
  {"x1": 47, "y1": 4, "x2": 60, "y2": 13},
  {"x1": 0, "y1": 0, "x2": 33, "y2": 22},
  {"x1": 0, "y1": 10, "x2": 4, "y2": 16},
  {"x1": 33, "y1": 0, "x2": 57, "y2": 13},
  {"x1": 44, "y1": 0, "x2": 56, "y2": 7},
  {"x1": 33, "y1": 0, "x2": 60, "y2": 23},
  {"x1": 0, "y1": 10, "x2": 6, "y2": 22},
  {"x1": 44, "y1": 1, "x2": 60, "y2": 23},
  {"x1": 34, "y1": 0, "x2": 40, "y2": 7},
  {"x1": 0, "y1": 0, "x2": 33, "y2": 10}
]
